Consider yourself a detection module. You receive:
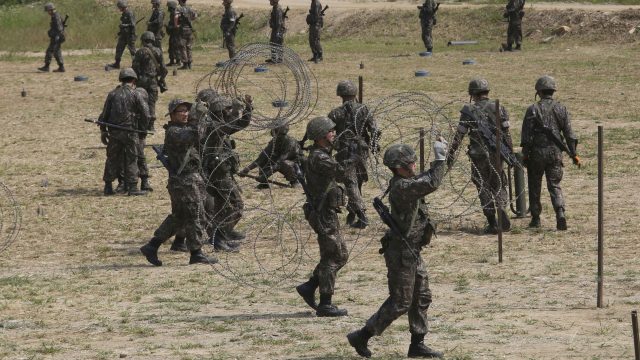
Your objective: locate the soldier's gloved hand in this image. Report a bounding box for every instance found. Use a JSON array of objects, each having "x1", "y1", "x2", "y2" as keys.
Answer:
[
  {"x1": 238, "y1": 167, "x2": 250, "y2": 176},
  {"x1": 572, "y1": 155, "x2": 582, "y2": 168},
  {"x1": 100, "y1": 131, "x2": 109, "y2": 145},
  {"x1": 433, "y1": 136, "x2": 448, "y2": 161}
]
